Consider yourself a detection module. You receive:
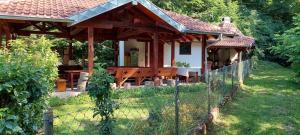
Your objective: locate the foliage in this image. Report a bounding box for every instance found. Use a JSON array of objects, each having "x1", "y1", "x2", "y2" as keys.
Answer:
[
  {"x1": 175, "y1": 61, "x2": 190, "y2": 68},
  {"x1": 51, "y1": 83, "x2": 207, "y2": 134},
  {"x1": 49, "y1": 94, "x2": 91, "y2": 107},
  {"x1": 87, "y1": 65, "x2": 117, "y2": 135},
  {"x1": 151, "y1": 0, "x2": 300, "y2": 66},
  {"x1": 271, "y1": 14, "x2": 300, "y2": 82},
  {"x1": 0, "y1": 36, "x2": 58, "y2": 134},
  {"x1": 212, "y1": 61, "x2": 300, "y2": 134},
  {"x1": 71, "y1": 40, "x2": 114, "y2": 69}
]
